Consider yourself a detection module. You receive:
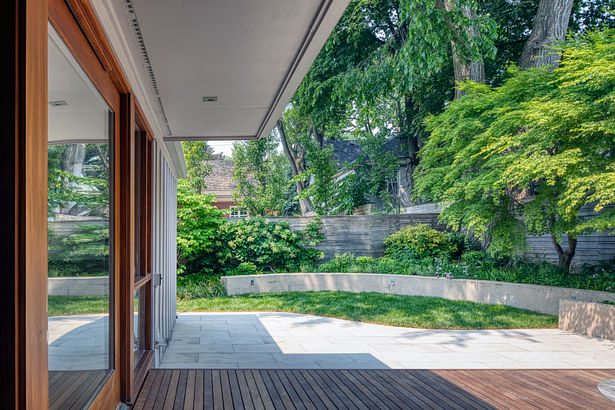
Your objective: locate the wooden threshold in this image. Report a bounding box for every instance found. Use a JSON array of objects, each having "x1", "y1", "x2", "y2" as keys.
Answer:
[{"x1": 132, "y1": 368, "x2": 615, "y2": 409}]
